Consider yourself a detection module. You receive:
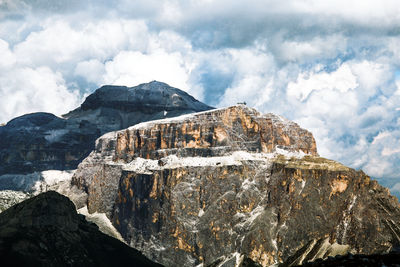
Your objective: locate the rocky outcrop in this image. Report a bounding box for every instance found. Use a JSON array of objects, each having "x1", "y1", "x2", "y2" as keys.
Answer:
[
  {"x1": 111, "y1": 105, "x2": 317, "y2": 162},
  {"x1": 0, "y1": 81, "x2": 212, "y2": 189},
  {"x1": 64, "y1": 81, "x2": 212, "y2": 134},
  {"x1": 208, "y1": 255, "x2": 262, "y2": 267},
  {"x1": 73, "y1": 105, "x2": 317, "y2": 214},
  {"x1": 0, "y1": 112, "x2": 86, "y2": 175},
  {"x1": 72, "y1": 81, "x2": 211, "y2": 116},
  {"x1": 72, "y1": 105, "x2": 400, "y2": 266},
  {"x1": 0, "y1": 191, "x2": 162, "y2": 267}
]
